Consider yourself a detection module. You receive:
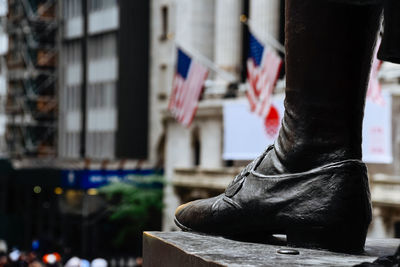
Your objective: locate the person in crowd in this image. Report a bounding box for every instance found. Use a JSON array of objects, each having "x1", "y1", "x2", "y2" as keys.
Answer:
[{"x1": 90, "y1": 258, "x2": 107, "y2": 267}]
